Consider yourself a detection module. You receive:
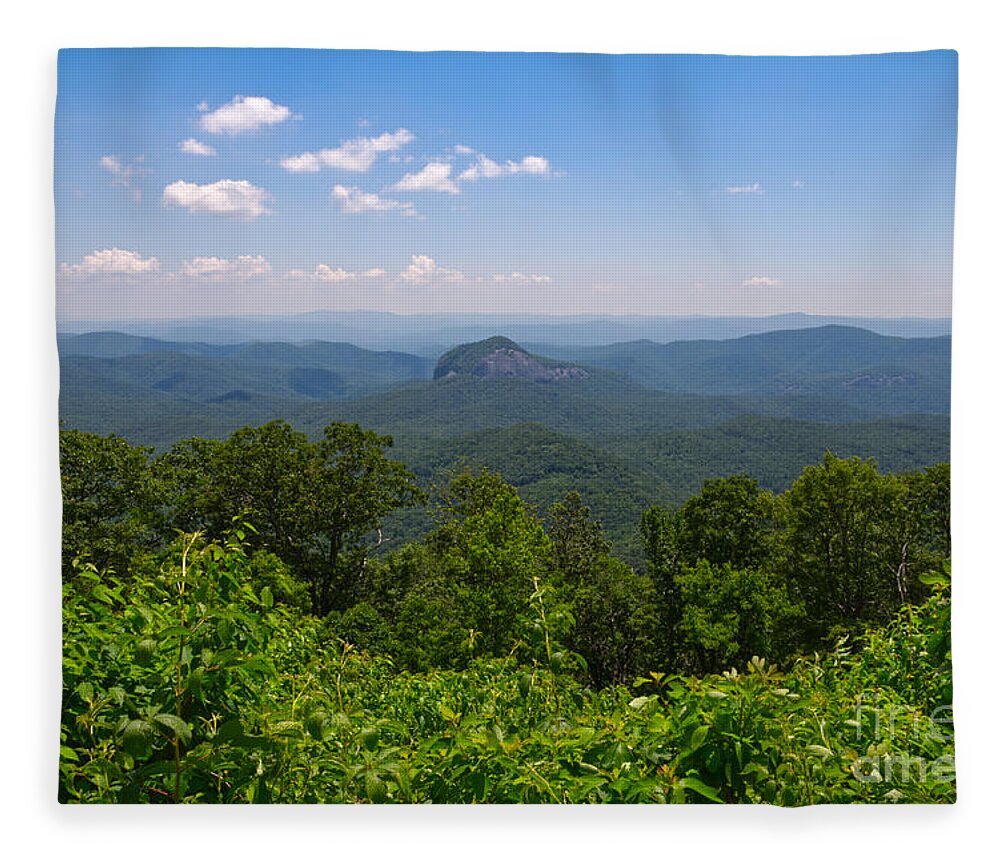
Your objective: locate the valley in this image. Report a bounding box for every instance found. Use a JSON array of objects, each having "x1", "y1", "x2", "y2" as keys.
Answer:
[{"x1": 58, "y1": 322, "x2": 951, "y2": 562}]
